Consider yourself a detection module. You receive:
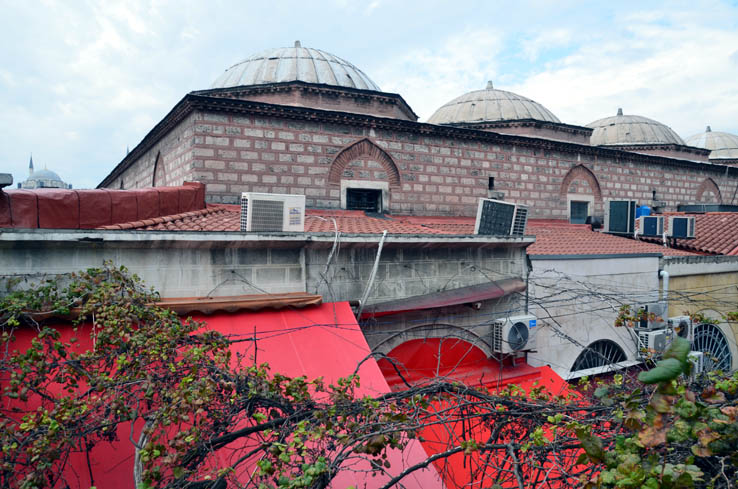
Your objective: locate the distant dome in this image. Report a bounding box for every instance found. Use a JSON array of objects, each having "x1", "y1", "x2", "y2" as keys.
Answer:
[
  {"x1": 587, "y1": 109, "x2": 685, "y2": 146},
  {"x1": 28, "y1": 169, "x2": 63, "y2": 182},
  {"x1": 211, "y1": 41, "x2": 380, "y2": 91},
  {"x1": 428, "y1": 81, "x2": 560, "y2": 125},
  {"x1": 685, "y1": 126, "x2": 738, "y2": 160}
]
